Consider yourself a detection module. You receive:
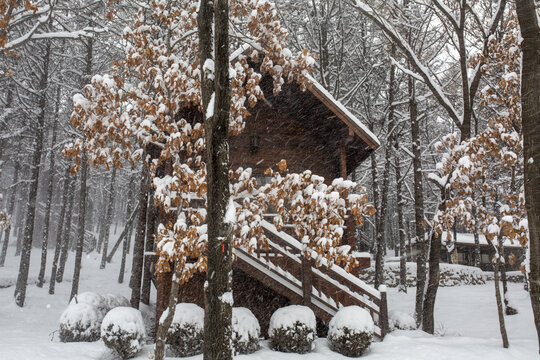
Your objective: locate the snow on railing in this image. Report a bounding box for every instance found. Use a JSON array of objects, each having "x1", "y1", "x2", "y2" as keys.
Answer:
[{"x1": 260, "y1": 219, "x2": 381, "y2": 300}]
